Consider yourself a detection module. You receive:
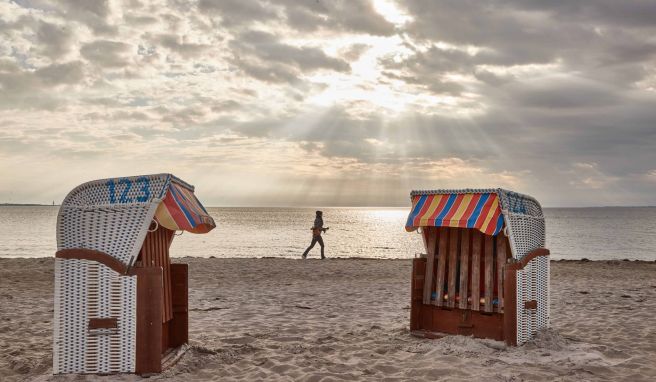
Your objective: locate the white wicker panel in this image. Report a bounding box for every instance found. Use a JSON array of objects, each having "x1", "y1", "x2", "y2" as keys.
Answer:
[
  {"x1": 505, "y1": 213, "x2": 545, "y2": 260},
  {"x1": 53, "y1": 259, "x2": 136, "y2": 374},
  {"x1": 515, "y1": 256, "x2": 550, "y2": 345},
  {"x1": 58, "y1": 203, "x2": 157, "y2": 266},
  {"x1": 535, "y1": 255, "x2": 550, "y2": 334},
  {"x1": 497, "y1": 190, "x2": 545, "y2": 260},
  {"x1": 54, "y1": 259, "x2": 88, "y2": 374},
  {"x1": 57, "y1": 174, "x2": 172, "y2": 267}
]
